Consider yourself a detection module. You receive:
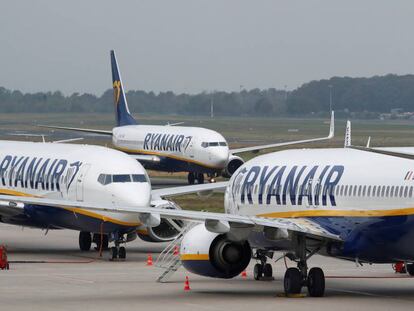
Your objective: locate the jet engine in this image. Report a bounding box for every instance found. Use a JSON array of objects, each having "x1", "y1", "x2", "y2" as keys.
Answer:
[
  {"x1": 180, "y1": 224, "x2": 251, "y2": 278},
  {"x1": 137, "y1": 201, "x2": 184, "y2": 243},
  {"x1": 222, "y1": 155, "x2": 244, "y2": 178}
]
